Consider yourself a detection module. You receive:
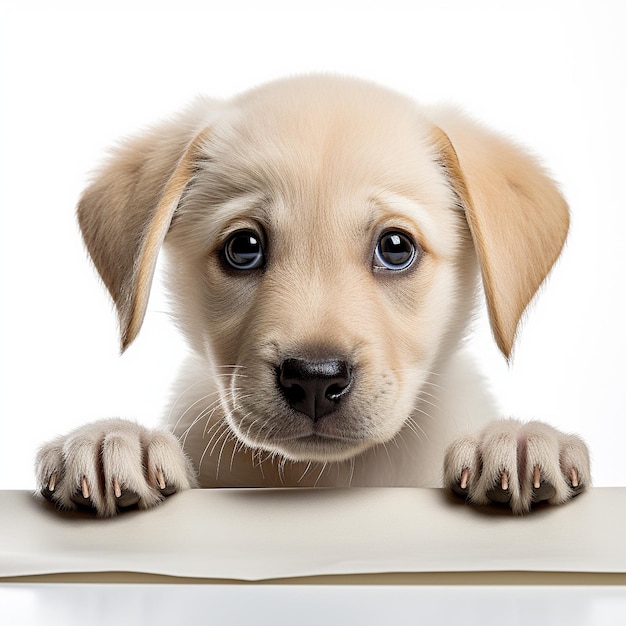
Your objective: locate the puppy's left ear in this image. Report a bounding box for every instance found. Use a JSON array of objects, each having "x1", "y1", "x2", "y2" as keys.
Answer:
[{"x1": 430, "y1": 112, "x2": 569, "y2": 359}]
